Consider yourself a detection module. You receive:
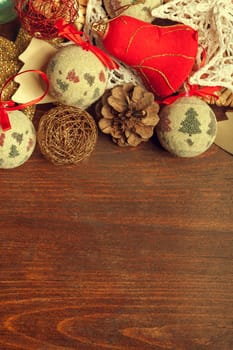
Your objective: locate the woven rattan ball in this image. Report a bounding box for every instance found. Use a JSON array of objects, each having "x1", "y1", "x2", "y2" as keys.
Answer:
[{"x1": 37, "y1": 105, "x2": 98, "y2": 165}]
